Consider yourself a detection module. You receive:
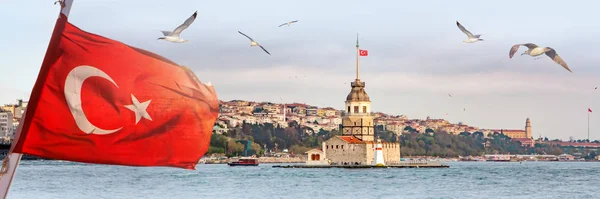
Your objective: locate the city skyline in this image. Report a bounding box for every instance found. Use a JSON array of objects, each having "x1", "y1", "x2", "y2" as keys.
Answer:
[{"x1": 2, "y1": 0, "x2": 600, "y2": 140}]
